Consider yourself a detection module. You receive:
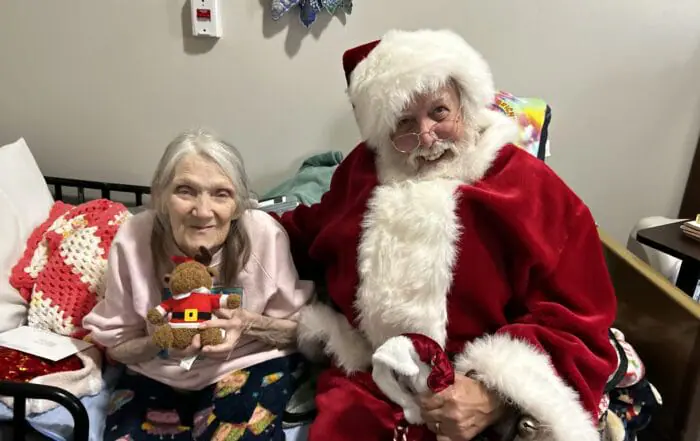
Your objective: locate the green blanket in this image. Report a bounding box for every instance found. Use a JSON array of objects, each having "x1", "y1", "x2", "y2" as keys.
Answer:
[{"x1": 262, "y1": 151, "x2": 343, "y2": 205}]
